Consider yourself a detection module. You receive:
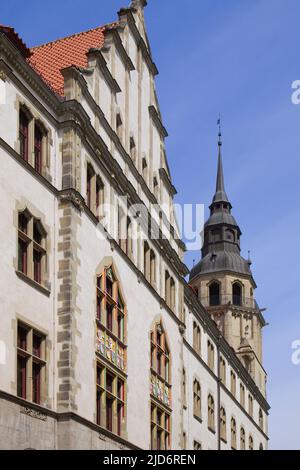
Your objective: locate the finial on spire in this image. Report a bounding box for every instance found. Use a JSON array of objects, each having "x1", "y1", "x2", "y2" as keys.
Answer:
[
  {"x1": 130, "y1": 0, "x2": 147, "y2": 9},
  {"x1": 217, "y1": 114, "x2": 222, "y2": 147}
]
